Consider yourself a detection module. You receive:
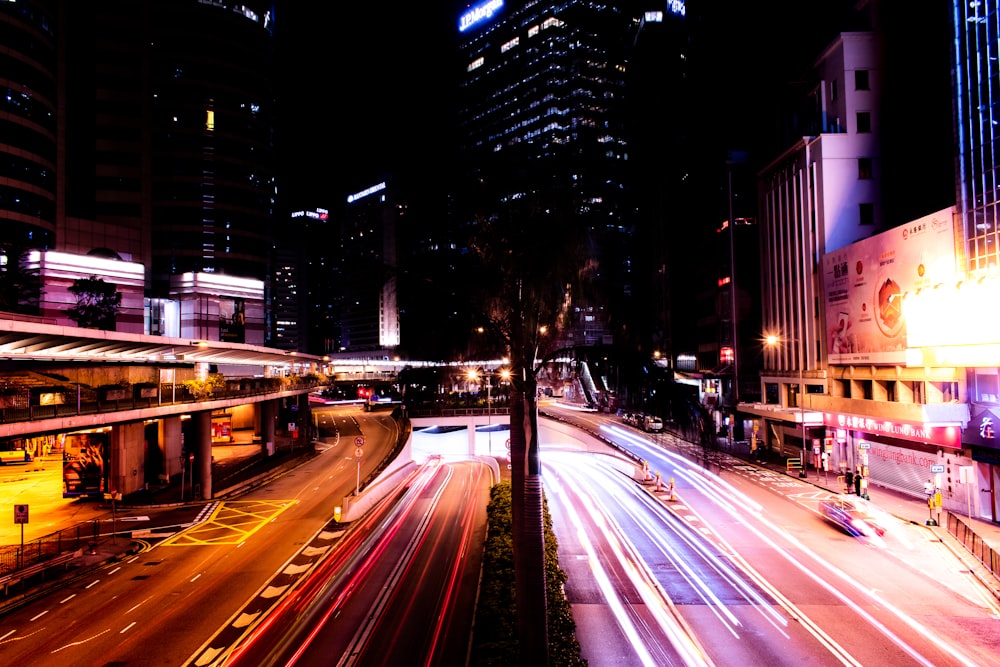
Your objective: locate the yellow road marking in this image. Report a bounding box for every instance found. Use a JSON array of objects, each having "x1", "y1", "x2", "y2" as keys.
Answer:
[{"x1": 162, "y1": 500, "x2": 299, "y2": 546}]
